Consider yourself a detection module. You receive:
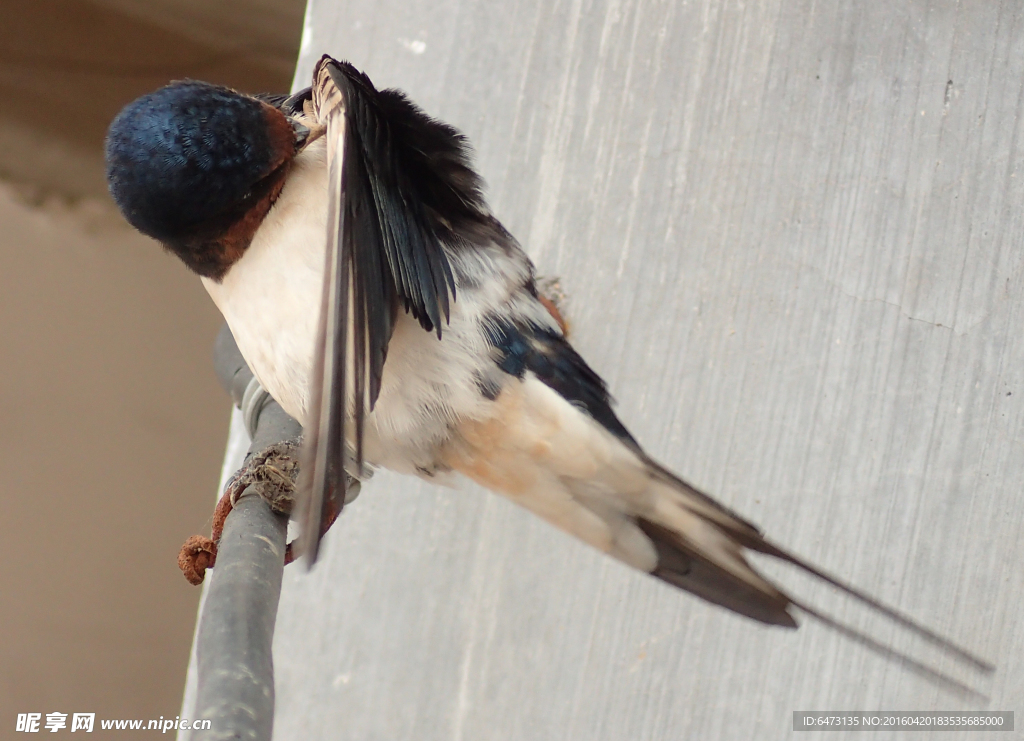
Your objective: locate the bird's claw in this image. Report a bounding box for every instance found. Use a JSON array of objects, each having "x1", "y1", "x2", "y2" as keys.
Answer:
[
  {"x1": 536, "y1": 276, "x2": 570, "y2": 336},
  {"x1": 177, "y1": 440, "x2": 302, "y2": 584}
]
